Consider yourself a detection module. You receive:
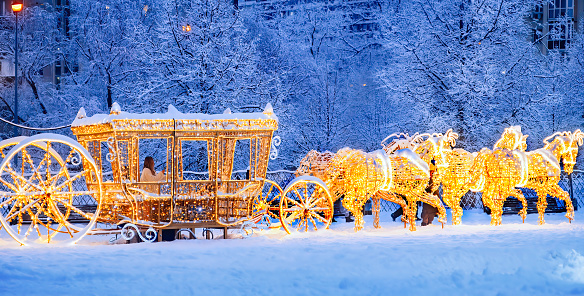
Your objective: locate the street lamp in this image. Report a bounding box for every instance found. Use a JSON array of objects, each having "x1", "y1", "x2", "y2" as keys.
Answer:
[{"x1": 12, "y1": 0, "x2": 23, "y2": 136}]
